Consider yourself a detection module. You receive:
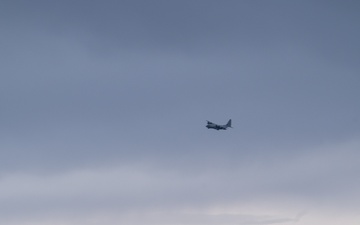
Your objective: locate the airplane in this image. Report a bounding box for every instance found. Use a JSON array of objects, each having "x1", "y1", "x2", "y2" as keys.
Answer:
[{"x1": 206, "y1": 119, "x2": 232, "y2": 130}]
